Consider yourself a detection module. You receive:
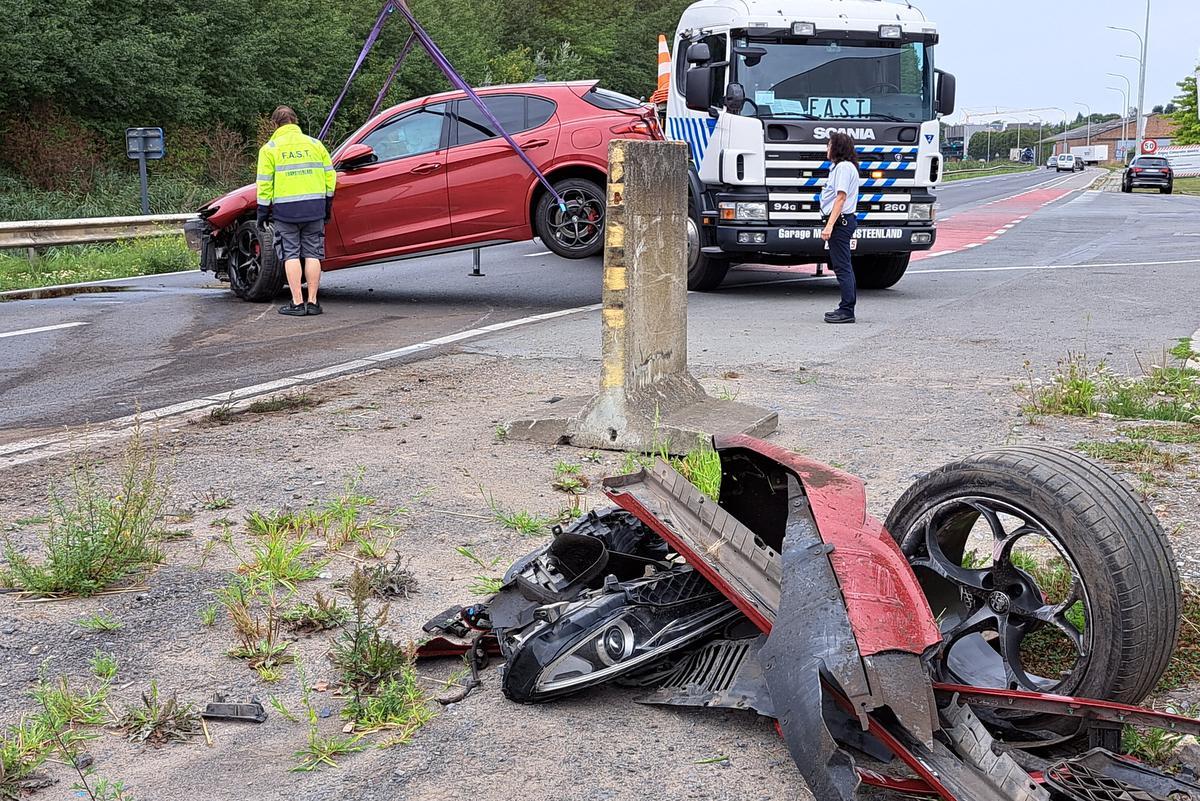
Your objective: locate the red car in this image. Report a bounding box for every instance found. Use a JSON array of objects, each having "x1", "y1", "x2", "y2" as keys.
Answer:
[{"x1": 187, "y1": 81, "x2": 661, "y2": 300}]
